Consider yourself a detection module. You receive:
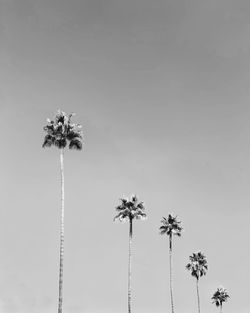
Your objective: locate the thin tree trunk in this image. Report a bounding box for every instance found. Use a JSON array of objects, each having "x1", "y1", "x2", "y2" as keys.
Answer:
[
  {"x1": 169, "y1": 235, "x2": 174, "y2": 313},
  {"x1": 128, "y1": 218, "x2": 133, "y2": 313},
  {"x1": 196, "y1": 279, "x2": 200, "y2": 313},
  {"x1": 220, "y1": 304, "x2": 222, "y2": 313},
  {"x1": 58, "y1": 149, "x2": 65, "y2": 313}
]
